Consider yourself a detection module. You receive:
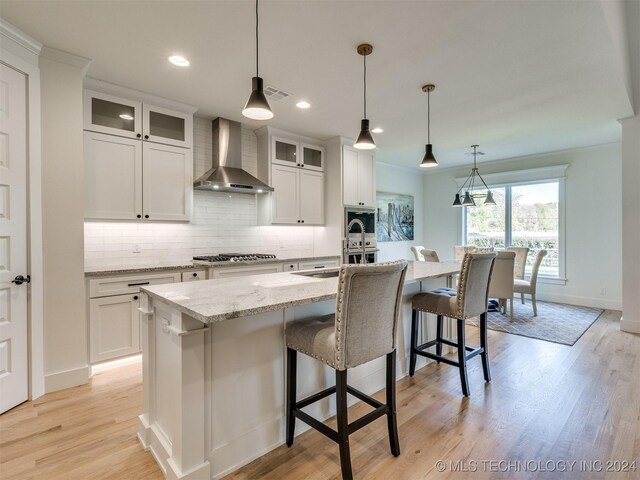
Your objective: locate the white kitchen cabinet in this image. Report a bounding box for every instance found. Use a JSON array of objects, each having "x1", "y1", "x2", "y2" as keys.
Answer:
[
  {"x1": 89, "y1": 294, "x2": 141, "y2": 363},
  {"x1": 271, "y1": 165, "x2": 300, "y2": 224},
  {"x1": 142, "y1": 104, "x2": 192, "y2": 148},
  {"x1": 84, "y1": 131, "x2": 142, "y2": 220},
  {"x1": 300, "y1": 143, "x2": 324, "y2": 172},
  {"x1": 210, "y1": 263, "x2": 284, "y2": 279},
  {"x1": 271, "y1": 165, "x2": 324, "y2": 225},
  {"x1": 342, "y1": 146, "x2": 375, "y2": 208},
  {"x1": 299, "y1": 169, "x2": 324, "y2": 224},
  {"x1": 84, "y1": 90, "x2": 142, "y2": 140},
  {"x1": 84, "y1": 132, "x2": 192, "y2": 221},
  {"x1": 282, "y1": 262, "x2": 299, "y2": 272},
  {"x1": 142, "y1": 142, "x2": 193, "y2": 221}
]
